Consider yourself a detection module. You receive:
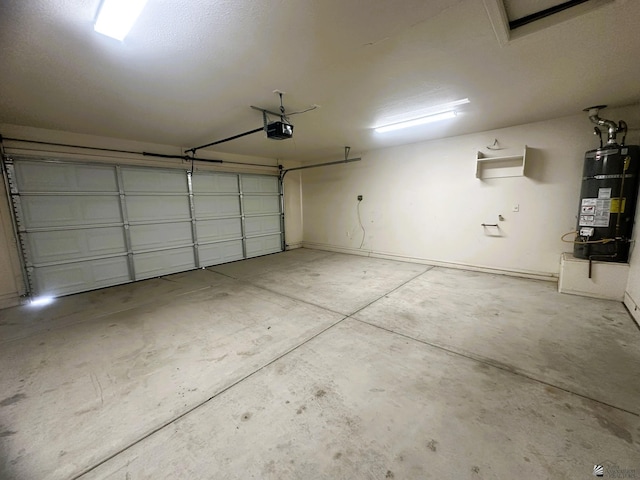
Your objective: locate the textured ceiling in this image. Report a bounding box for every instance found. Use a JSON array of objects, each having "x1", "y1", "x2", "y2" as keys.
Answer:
[{"x1": 0, "y1": 0, "x2": 639, "y2": 161}]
